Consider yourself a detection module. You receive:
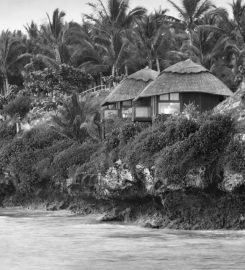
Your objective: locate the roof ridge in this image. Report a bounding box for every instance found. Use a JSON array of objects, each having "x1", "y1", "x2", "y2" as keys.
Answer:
[{"x1": 163, "y1": 59, "x2": 209, "y2": 74}]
